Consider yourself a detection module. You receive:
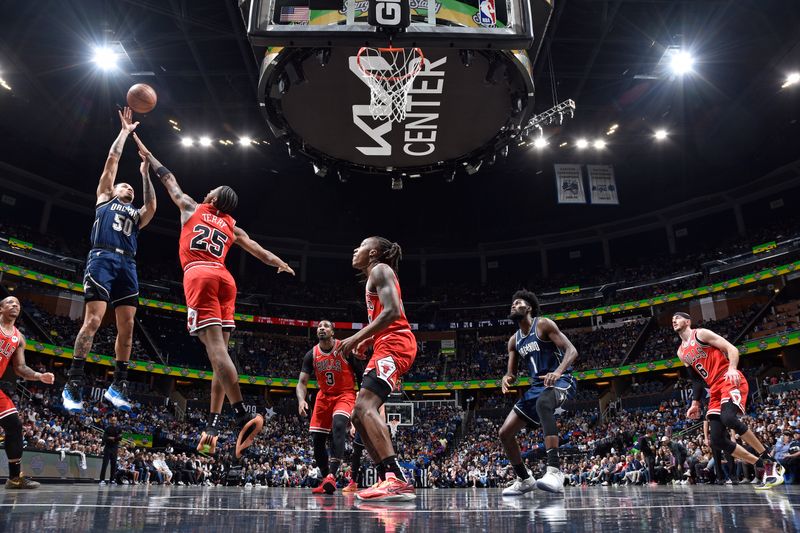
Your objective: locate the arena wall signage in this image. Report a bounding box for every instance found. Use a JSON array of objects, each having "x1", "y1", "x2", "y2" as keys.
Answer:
[{"x1": 22, "y1": 330, "x2": 800, "y2": 389}]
